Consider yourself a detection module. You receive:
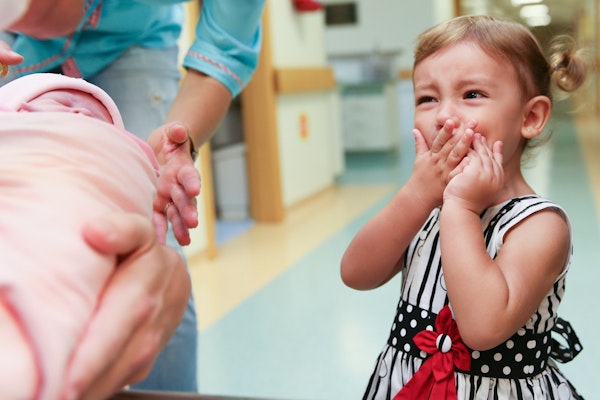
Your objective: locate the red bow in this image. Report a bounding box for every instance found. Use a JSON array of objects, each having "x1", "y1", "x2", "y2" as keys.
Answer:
[{"x1": 393, "y1": 306, "x2": 471, "y2": 400}]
